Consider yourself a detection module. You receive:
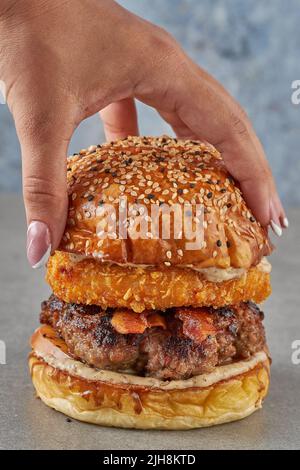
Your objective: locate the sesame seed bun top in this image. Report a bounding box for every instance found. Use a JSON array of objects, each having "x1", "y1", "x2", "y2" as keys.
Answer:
[{"x1": 59, "y1": 136, "x2": 272, "y2": 269}]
